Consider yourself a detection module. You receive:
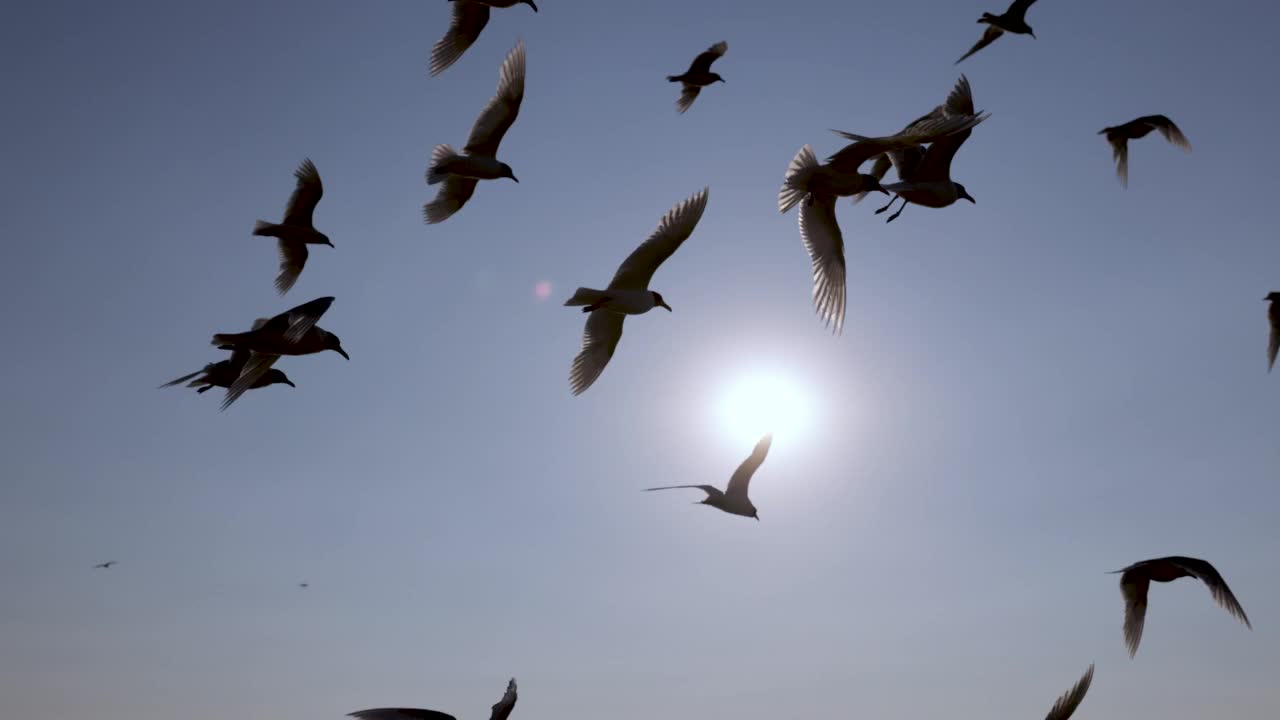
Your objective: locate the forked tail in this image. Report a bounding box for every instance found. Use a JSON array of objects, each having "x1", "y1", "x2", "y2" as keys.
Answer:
[{"x1": 778, "y1": 144, "x2": 818, "y2": 213}]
